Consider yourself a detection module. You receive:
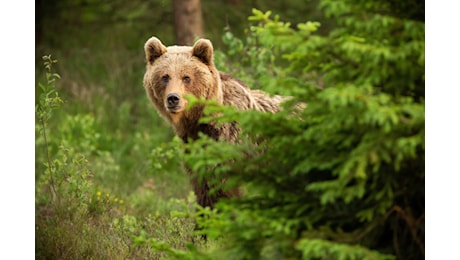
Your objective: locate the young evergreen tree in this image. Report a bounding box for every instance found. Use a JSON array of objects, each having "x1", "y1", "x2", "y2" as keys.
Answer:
[{"x1": 183, "y1": 1, "x2": 424, "y2": 259}]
